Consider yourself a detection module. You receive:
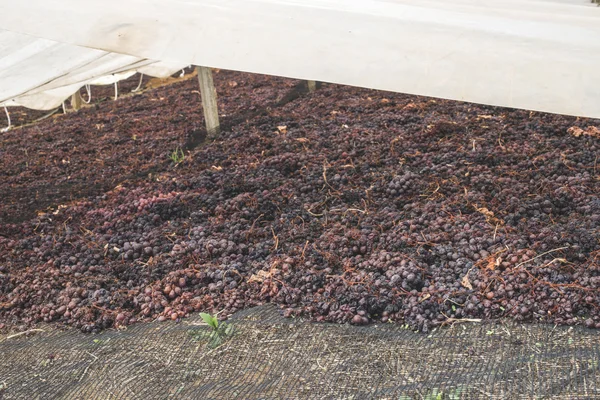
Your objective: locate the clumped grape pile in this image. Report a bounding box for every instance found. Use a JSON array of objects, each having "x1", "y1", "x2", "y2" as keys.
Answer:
[{"x1": 0, "y1": 72, "x2": 599, "y2": 333}]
